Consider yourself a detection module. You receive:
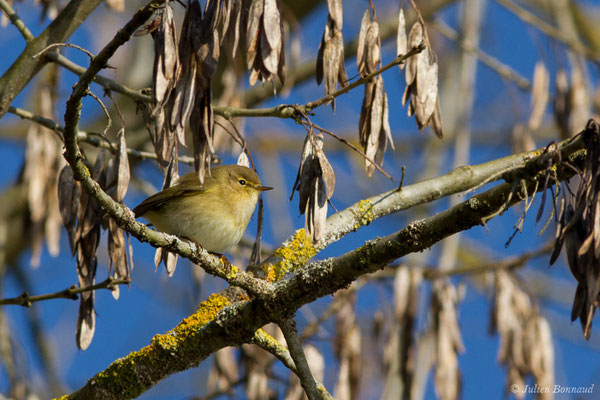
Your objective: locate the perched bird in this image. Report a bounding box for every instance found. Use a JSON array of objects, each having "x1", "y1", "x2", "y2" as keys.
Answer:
[{"x1": 133, "y1": 165, "x2": 272, "y2": 253}]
